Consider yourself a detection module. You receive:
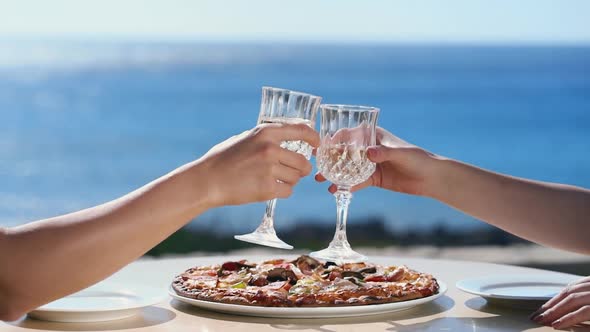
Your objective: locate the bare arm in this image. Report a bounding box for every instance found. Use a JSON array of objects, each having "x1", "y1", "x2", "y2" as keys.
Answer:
[
  {"x1": 0, "y1": 123, "x2": 319, "y2": 321},
  {"x1": 316, "y1": 127, "x2": 590, "y2": 329},
  {"x1": 316, "y1": 127, "x2": 590, "y2": 255},
  {"x1": 432, "y1": 159, "x2": 590, "y2": 254},
  {"x1": 435, "y1": 160, "x2": 590, "y2": 329}
]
